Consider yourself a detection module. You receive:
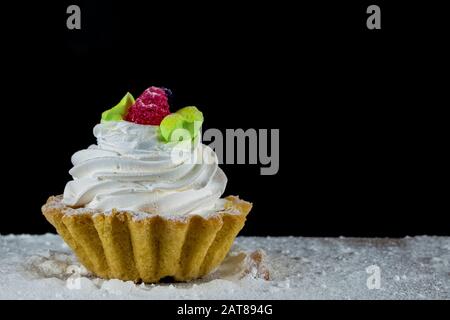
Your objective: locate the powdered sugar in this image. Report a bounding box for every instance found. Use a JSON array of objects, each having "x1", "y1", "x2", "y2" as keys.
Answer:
[{"x1": 0, "y1": 234, "x2": 449, "y2": 299}]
